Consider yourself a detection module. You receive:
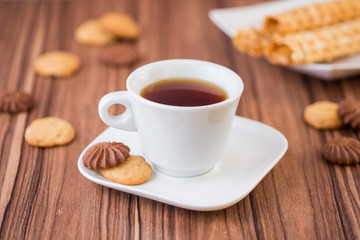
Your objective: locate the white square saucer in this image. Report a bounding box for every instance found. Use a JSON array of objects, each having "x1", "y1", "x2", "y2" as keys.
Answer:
[{"x1": 78, "y1": 116, "x2": 288, "y2": 211}]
